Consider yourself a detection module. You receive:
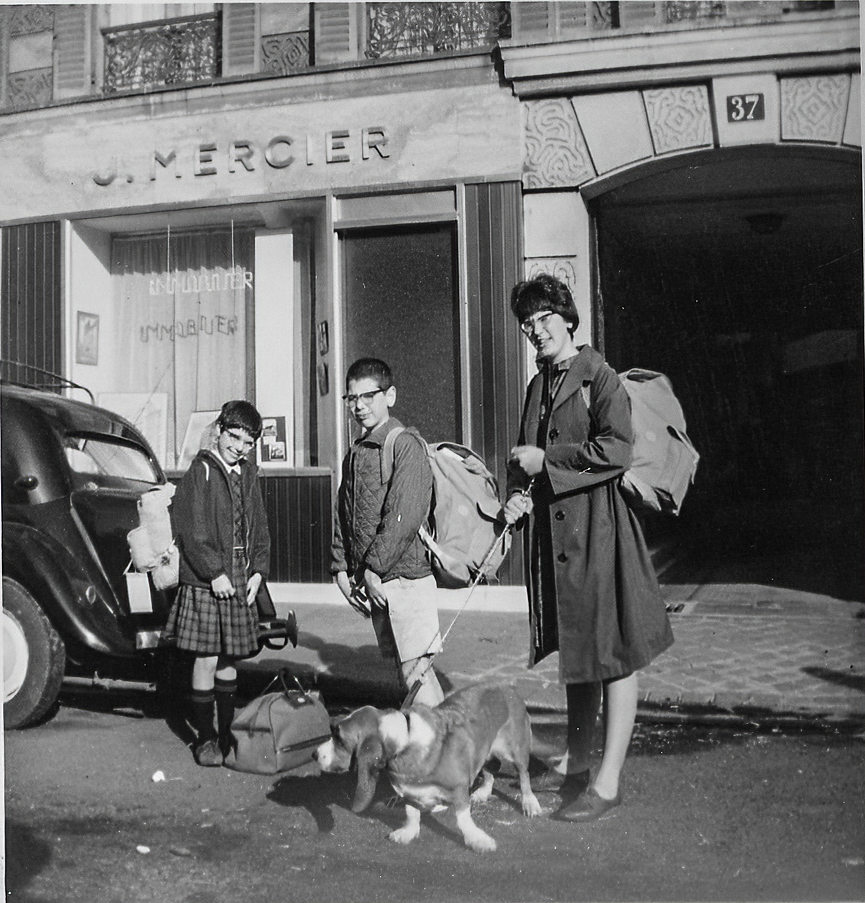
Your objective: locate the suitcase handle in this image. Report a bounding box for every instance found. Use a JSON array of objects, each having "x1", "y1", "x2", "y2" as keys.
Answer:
[{"x1": 259, "y1": 667, "x2": 316, "y2": 705}]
